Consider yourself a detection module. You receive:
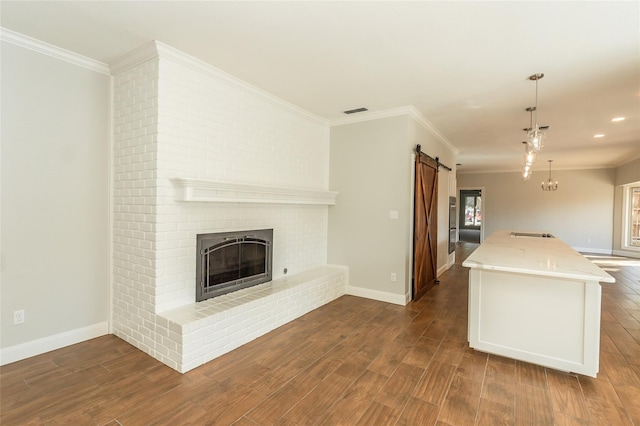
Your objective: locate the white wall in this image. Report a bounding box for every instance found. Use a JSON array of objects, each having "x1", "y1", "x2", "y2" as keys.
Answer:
[
  {"x1": 328, "y1": 116, "x2": 409, "y2": 303},
  {"x1": 328, "y1": 113, "x2": 457, "y2": 304},
  {"x1": 615, "y1": 157, "x2": 640, "y2": 186},
  {"x1": 457, "y1": 168, "x2": 616, "y2": 252},
  {"x1": 1, "y1": 42, "x2": 110, "y2": 356}
]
